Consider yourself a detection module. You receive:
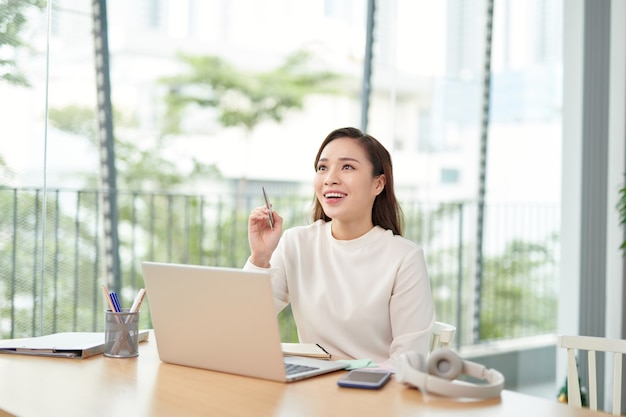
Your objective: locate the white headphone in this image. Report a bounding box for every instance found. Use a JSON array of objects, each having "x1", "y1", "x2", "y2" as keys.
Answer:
[{"x1": 395, "y1": 348, "x2": 505, "y2": 399}]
